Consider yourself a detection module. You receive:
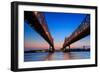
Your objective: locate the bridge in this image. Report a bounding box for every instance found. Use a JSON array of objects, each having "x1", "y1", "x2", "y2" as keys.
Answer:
[
  {"x1": 24, "y1": 11, "x2": 55, "y2": 52},
  {"x1": 62, "y1": 15, "x2": 90, "y2": 52}
]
